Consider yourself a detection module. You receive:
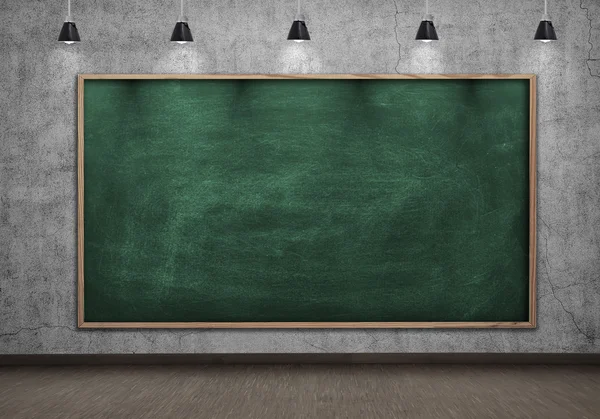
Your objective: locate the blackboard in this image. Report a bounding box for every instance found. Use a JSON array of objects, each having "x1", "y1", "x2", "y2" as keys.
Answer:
[{"x1": 77, "y1": 74, "x2": 536, "y2": 328}]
